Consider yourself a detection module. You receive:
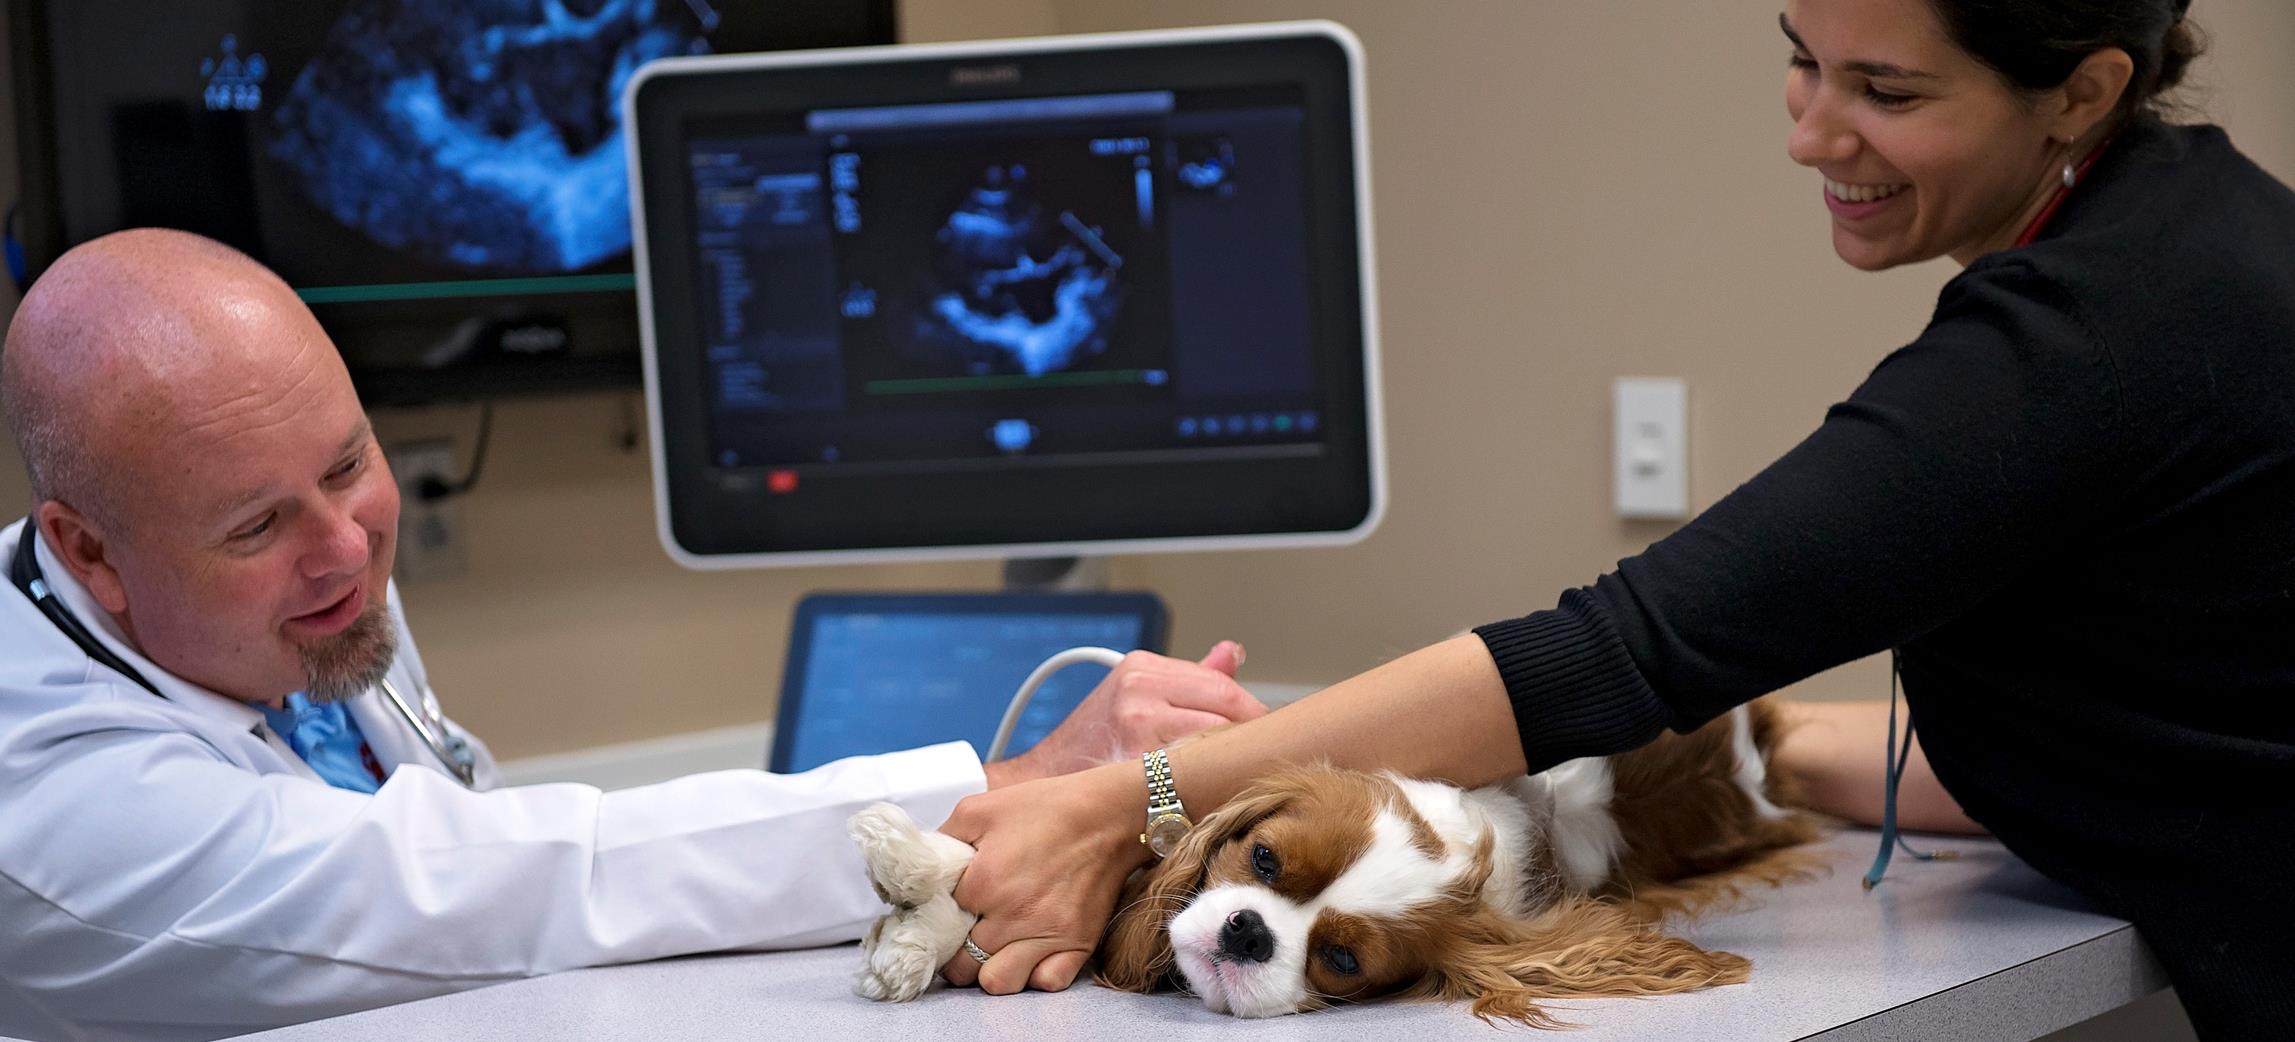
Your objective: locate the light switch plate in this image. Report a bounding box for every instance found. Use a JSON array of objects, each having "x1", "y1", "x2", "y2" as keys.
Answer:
[{"x1": 1614, "y1": 378, "x2": 1687, "y2": 519}]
